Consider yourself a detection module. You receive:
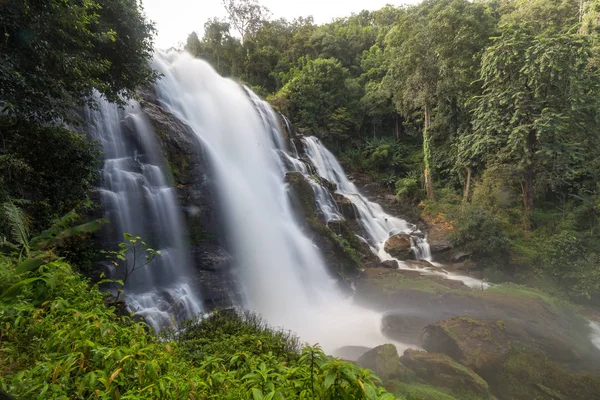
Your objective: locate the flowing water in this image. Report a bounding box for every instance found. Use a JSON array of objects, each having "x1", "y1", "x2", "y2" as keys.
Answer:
[
  {"x1": 86, "y1": 96, "x2": 202, "y2": 331},
  {"x1": 302, "y1": 136, "x2": 485, "y2": 289},
  {"x1": 151, "y1": 52, "x2": 409, "y2": 356},
  {"x1": 591, "y1": 321, "x2": 600, "y2": 351}
]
